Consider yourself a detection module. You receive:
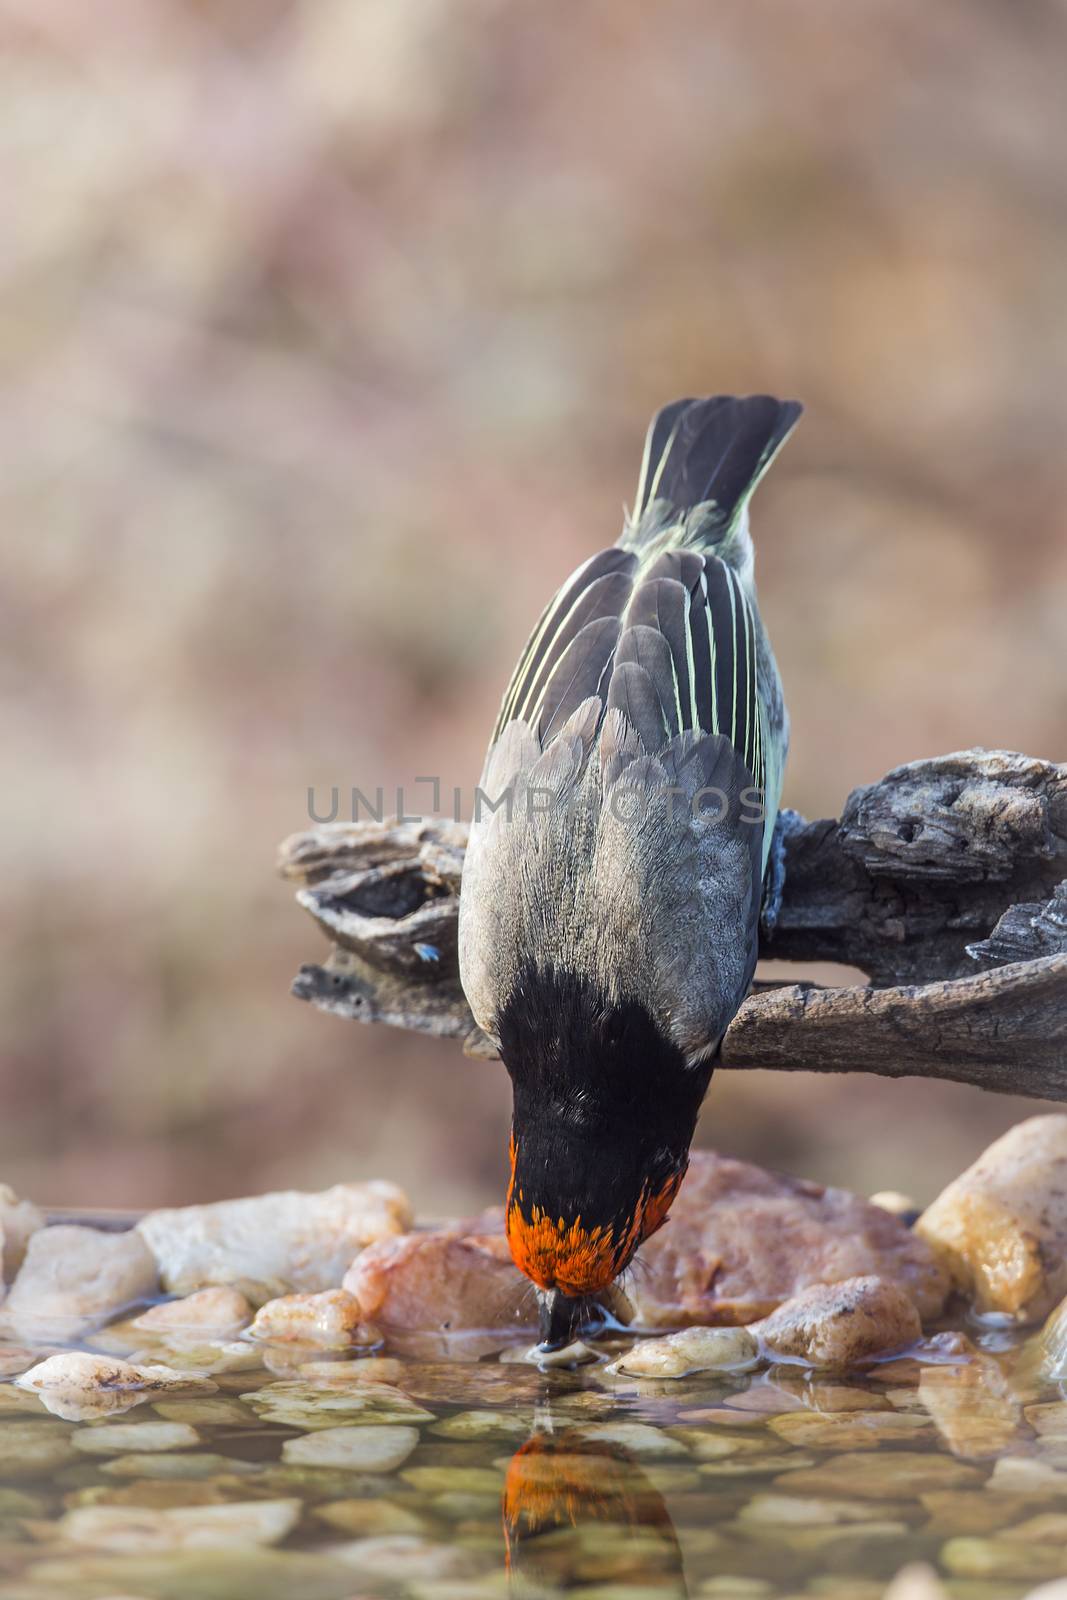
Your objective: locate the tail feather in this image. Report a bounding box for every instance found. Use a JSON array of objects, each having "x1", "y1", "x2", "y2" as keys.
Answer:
[{"x1": 631, "y1": 394, "x2": 801, "y2": 531}]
